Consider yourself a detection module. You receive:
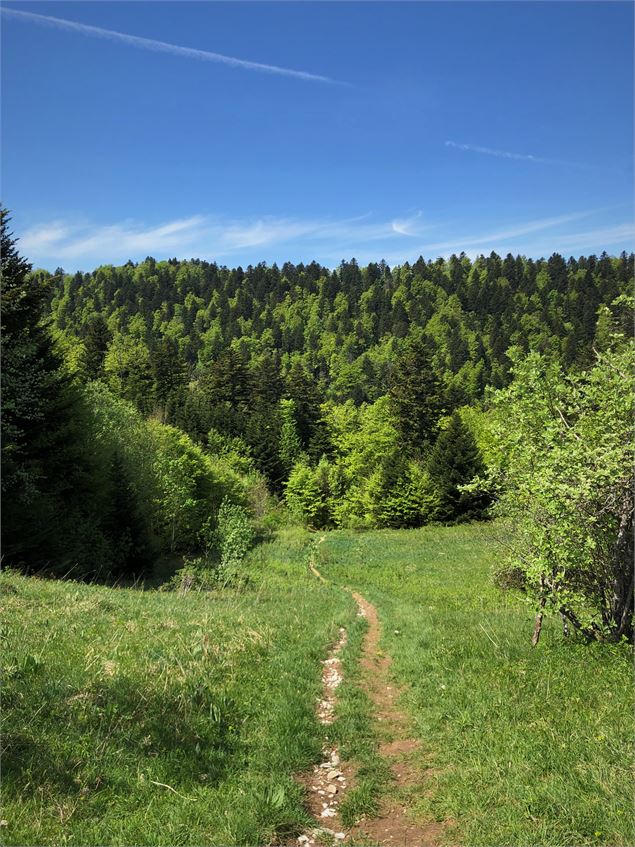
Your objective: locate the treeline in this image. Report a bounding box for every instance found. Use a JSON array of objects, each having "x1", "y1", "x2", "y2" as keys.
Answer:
[
  {"x1": 4, "y1": 202, "x2": 633, "y2": 606},
  {"x1": 38, "y1": 250, "x2": 632, "y2": 497},
  {"x1": 1, "y1": 212, "x2": 265, "y2": 580},
  {"x1": 46, "y1": 250, "x2": 632, "y2": 407}
]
